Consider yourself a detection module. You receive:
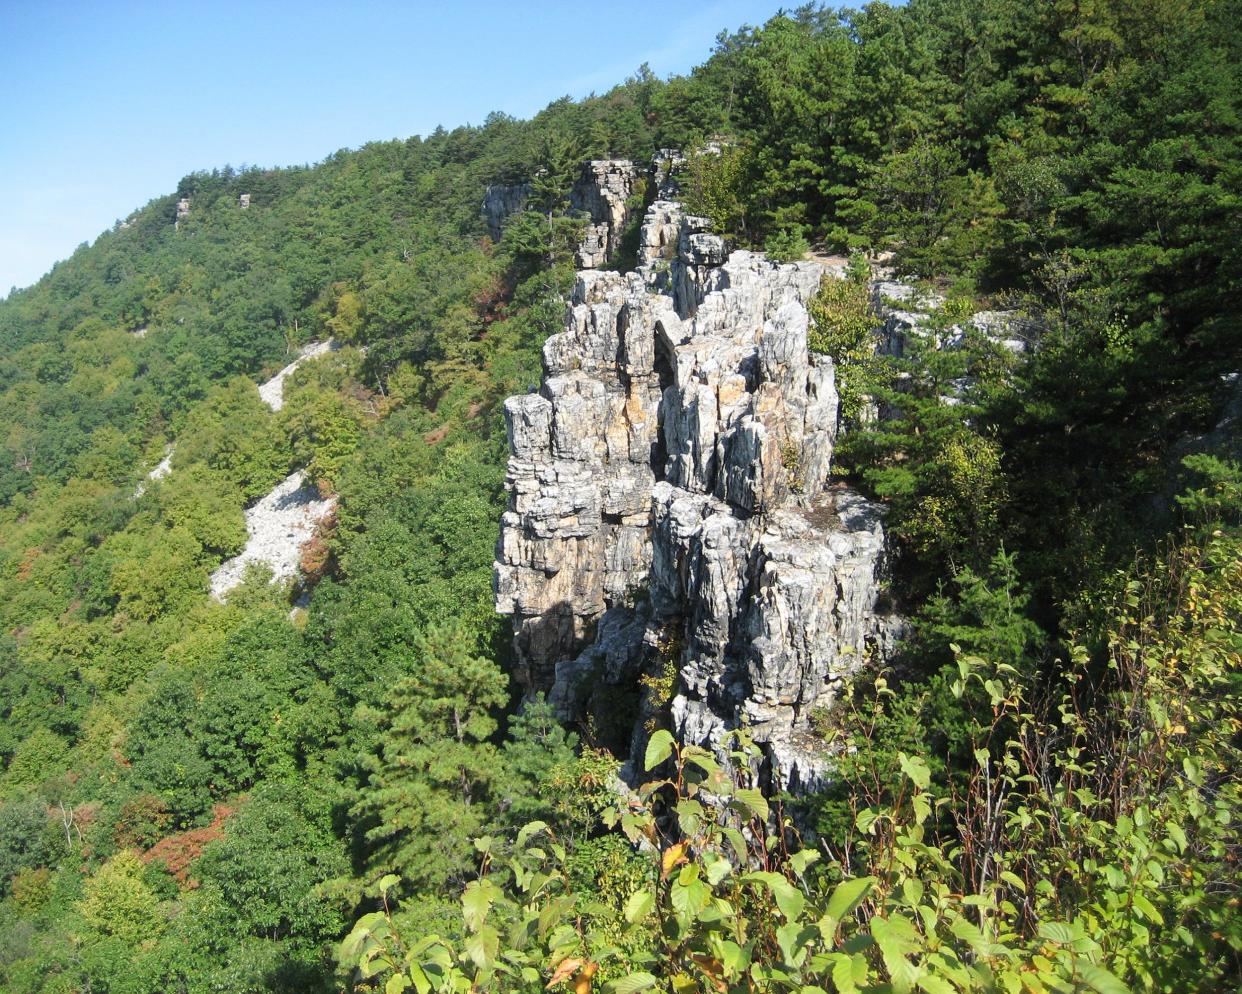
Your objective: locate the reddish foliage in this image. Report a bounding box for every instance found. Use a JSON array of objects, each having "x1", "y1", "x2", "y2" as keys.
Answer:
[
  {"x1": 472, "y1": 273, "x2": 509, "y2": 325},
  {"x1": 114, "y1": 794, "x2": 171, "y2": 849},
  {"x1": 16, "y1": 547, "x2": 40, "y2": 581},
  {"x1": 142, "y1": 802, "x2": 236, "y2": 888},
  {"x1": 299, "y1": 507, "x2": 337, "y2": 585}
]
